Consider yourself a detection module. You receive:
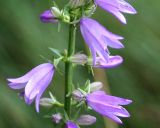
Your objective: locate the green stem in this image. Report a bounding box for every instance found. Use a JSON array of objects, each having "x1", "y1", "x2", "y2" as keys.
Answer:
[{"x1": 64, "y1": 24, "x2": 76, "y2": 117}]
